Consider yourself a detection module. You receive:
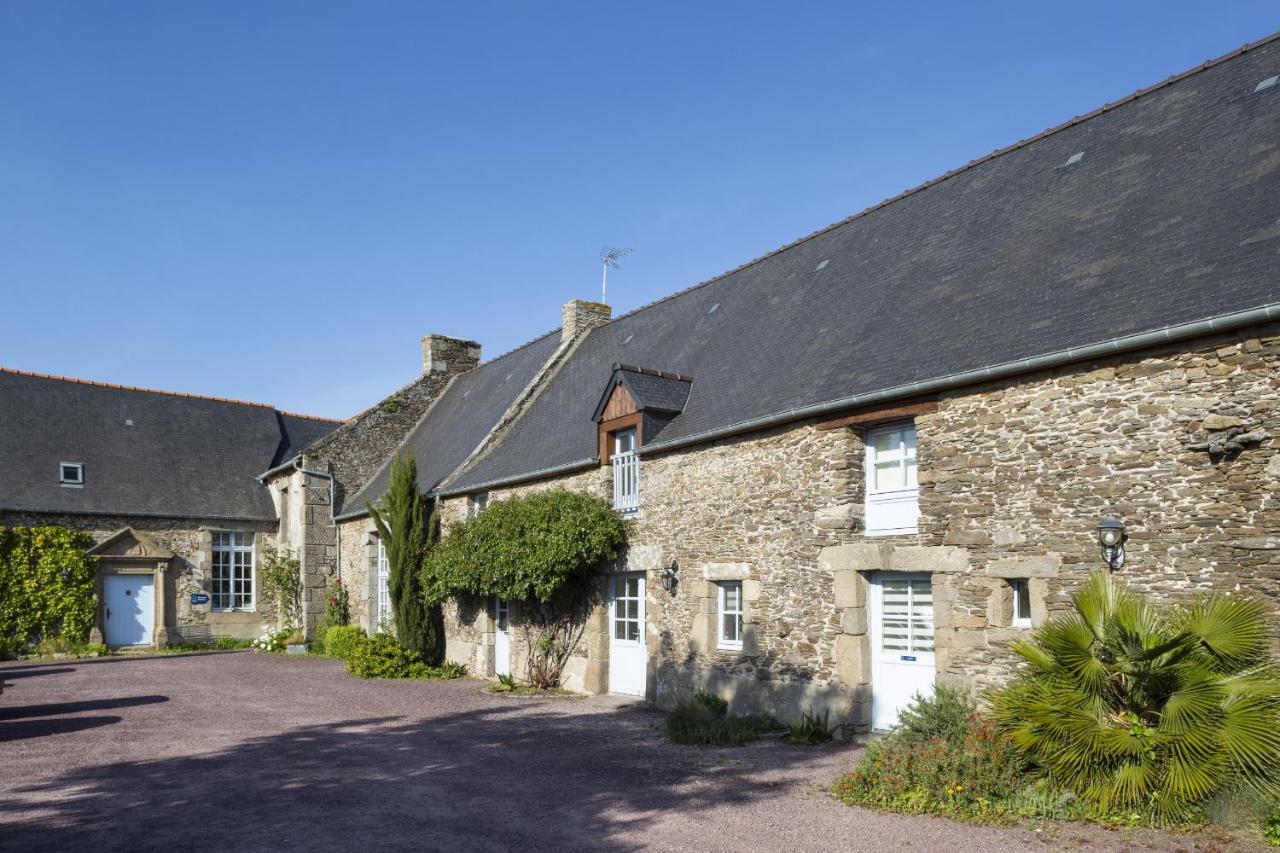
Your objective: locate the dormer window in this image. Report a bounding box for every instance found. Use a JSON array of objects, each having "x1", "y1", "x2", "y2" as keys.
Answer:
[
  {"x1": 592, "y1": 363, "x2": 693, "y2": 518},
  {"x1": 612, "y1": 428, "x2": 639, "y2": 515},
  {"x1": 60, "y1": 462, "x2": 84, "y2": 488}
]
